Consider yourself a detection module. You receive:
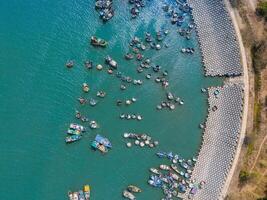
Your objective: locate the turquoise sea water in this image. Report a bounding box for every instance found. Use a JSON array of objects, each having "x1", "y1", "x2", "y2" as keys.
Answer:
[{"x1": 0, "y1": 0, "x2": 222, "y2": 199}]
